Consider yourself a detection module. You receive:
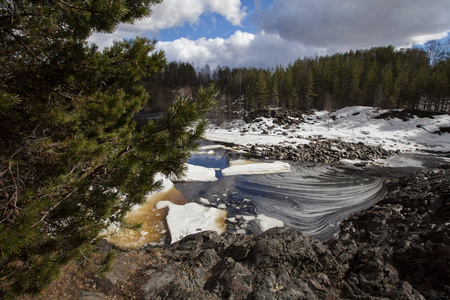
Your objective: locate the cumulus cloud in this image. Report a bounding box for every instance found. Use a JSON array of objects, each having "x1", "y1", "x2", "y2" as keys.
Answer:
[
  {"x1": 89, "y1": 0, "x2": 450, "y2": 68},
  {"x1": 156, "y1": 30, "x2": 326, "y2": 69},
  {"x1": 255, "y1": 0, "x2": 450, "y2": 49},
  {"x1": 89, "y1": 0, "x2": 247, "y2": 48}
]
